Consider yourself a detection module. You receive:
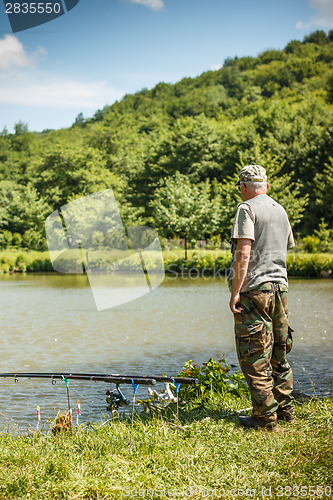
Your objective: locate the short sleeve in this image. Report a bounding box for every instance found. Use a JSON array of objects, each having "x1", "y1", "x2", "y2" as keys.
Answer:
[{"x1": 231, "y1": 204, "x2": 255, "y2": 243}]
